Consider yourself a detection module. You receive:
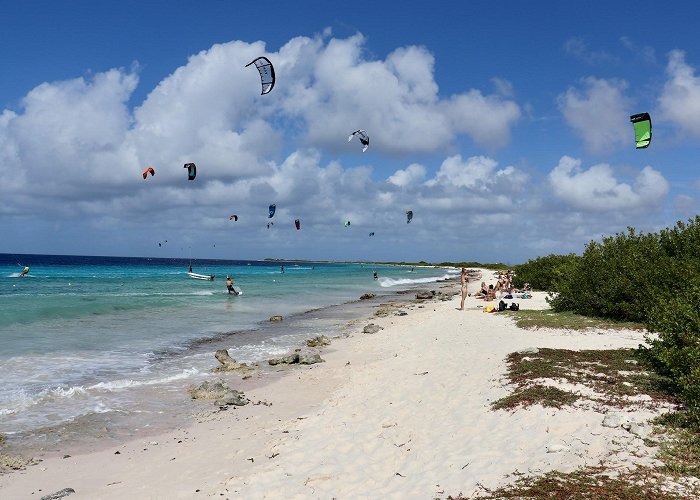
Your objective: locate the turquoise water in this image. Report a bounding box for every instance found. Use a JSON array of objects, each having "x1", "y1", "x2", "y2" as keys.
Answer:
[{"x1": 0, "y1": 254, "x2": 455, "y2": 438}]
